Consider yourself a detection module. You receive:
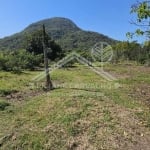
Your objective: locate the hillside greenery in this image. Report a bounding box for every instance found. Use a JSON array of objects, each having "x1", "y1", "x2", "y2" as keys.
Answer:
[
  {"x1": 0, "y1": 40, "x2": 150, "y2": 73},
  {"x1": 0, "y1": 17, "x2": 149, "y2": 73},
  {"x1": 0, "y1": 17, "x2": 116, "y2": 51}
]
